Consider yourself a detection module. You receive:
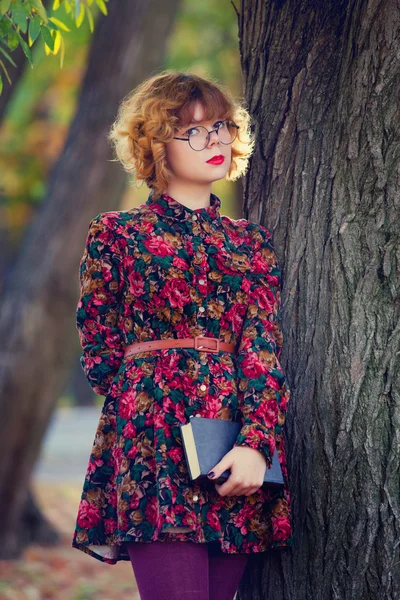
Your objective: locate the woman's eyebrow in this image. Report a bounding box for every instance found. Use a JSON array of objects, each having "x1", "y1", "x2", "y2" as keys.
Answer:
[
  {"x1": 178, "y1": 118, "x2": 223, "y2": 133},
  {"x1": 186, "y1": 119, "x2": 219, "y2": 127},
  {"x1": 184, "y1": 120, "x2": 204, "y2": 127}
]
